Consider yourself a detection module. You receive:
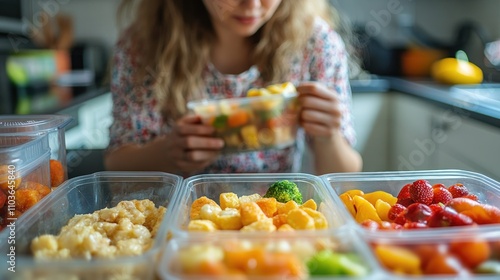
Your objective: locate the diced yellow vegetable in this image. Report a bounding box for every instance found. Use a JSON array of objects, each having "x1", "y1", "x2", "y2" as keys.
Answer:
[
  {"x1": 220, "y1": 192, "x2": 240, "y2": 209},
  {"x1": 287, "y1": 208, "x2": 315, "y2": 230}
]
